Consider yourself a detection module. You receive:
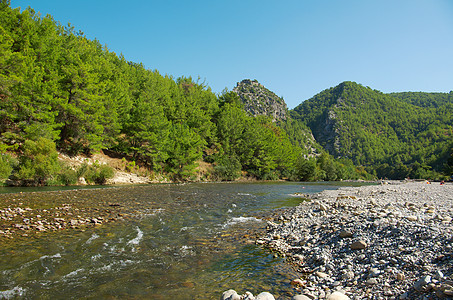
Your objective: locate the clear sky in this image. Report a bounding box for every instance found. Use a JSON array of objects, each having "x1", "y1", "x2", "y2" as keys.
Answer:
[{"x1": 10, "y1": 0, "x2": 453, "y2": 109}]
